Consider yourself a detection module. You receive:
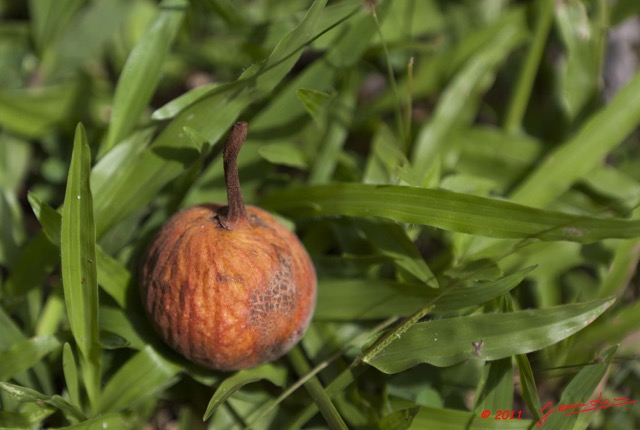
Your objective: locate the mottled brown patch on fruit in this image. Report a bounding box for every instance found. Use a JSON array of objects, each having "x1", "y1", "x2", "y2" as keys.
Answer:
[
  {"x1": 248, "y1": 257, "x2": 294, "y2": 323},
  {"x1": 140, "y1": 204, "x2": 316, "y2": 371}
]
